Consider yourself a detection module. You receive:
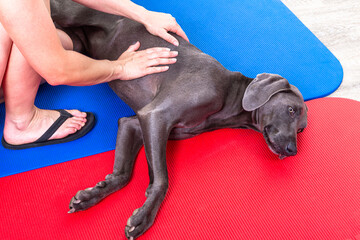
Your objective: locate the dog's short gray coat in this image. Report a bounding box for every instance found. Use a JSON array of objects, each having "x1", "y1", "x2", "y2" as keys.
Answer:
[{"x1": 51, "y1": 1, "x2": 308, "y2": 239}]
